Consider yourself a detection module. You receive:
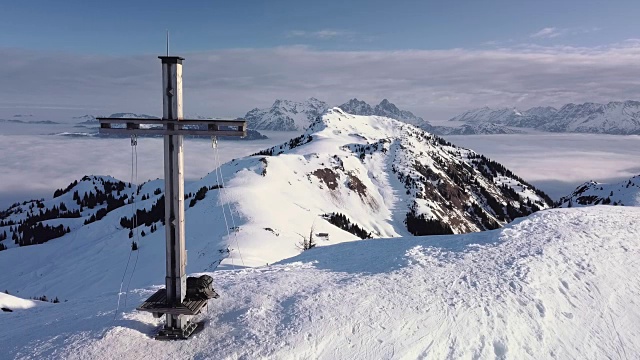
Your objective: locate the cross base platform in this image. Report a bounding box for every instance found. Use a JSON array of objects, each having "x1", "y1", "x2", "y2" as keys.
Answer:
[{"x1": 155, "y1": 321, "x2": 200, "y2": 340}]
